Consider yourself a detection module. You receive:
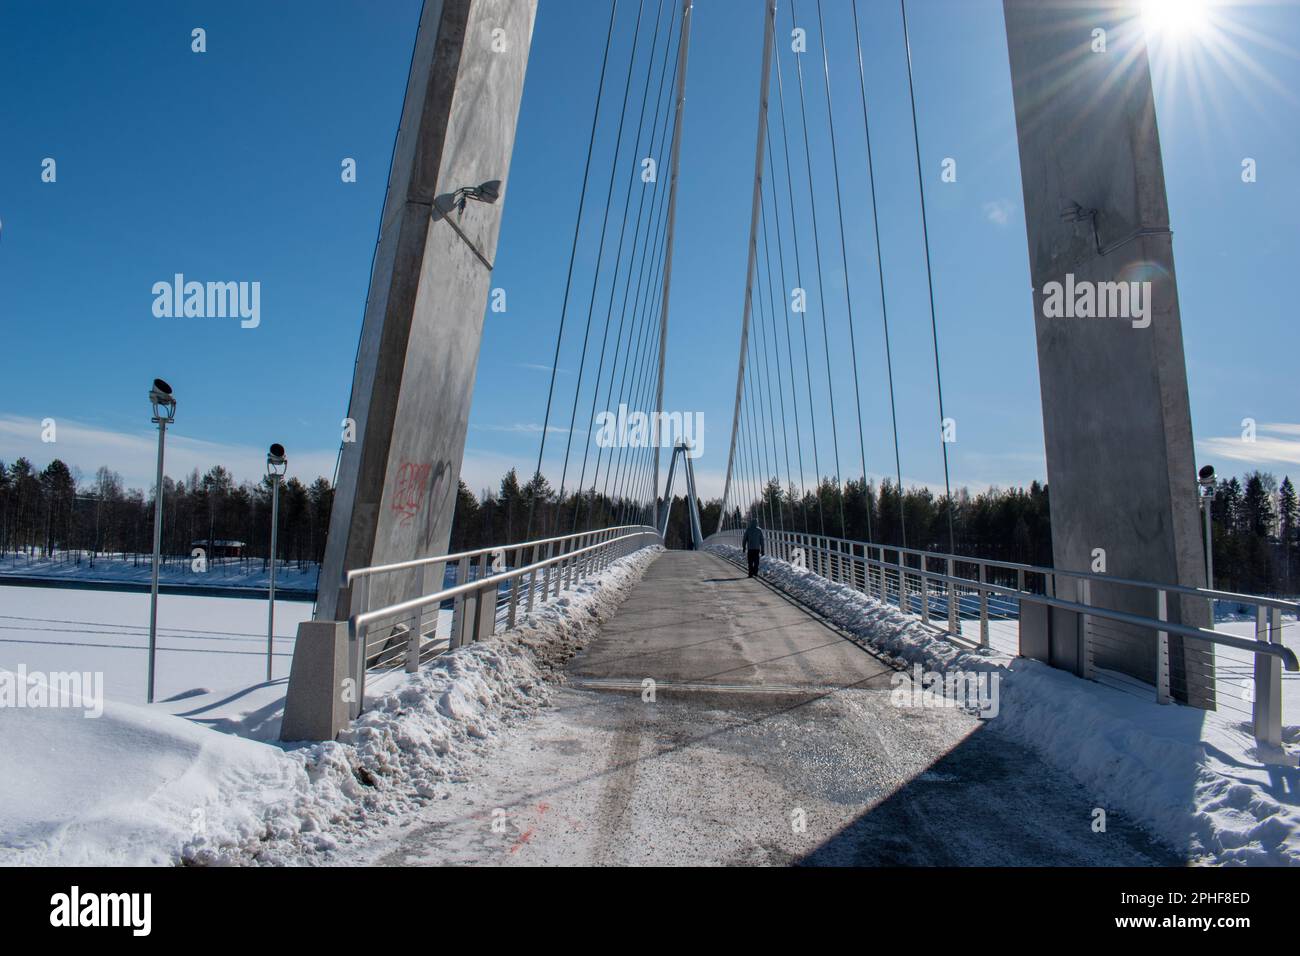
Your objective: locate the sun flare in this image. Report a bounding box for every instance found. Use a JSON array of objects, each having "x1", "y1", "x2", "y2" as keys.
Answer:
[{"x1": 1142, "y1": 0, "x2": 1211, "y2": 39}]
